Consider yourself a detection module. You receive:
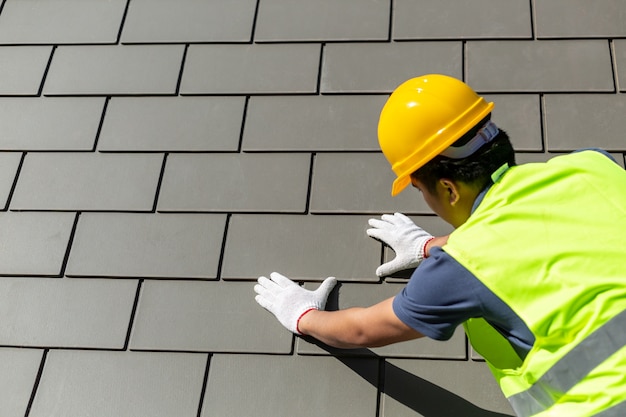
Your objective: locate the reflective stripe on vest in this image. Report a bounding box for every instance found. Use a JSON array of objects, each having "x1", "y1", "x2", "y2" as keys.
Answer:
[{"x1": 508, "y1": 309, "x2": 626, "y2": 416}]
